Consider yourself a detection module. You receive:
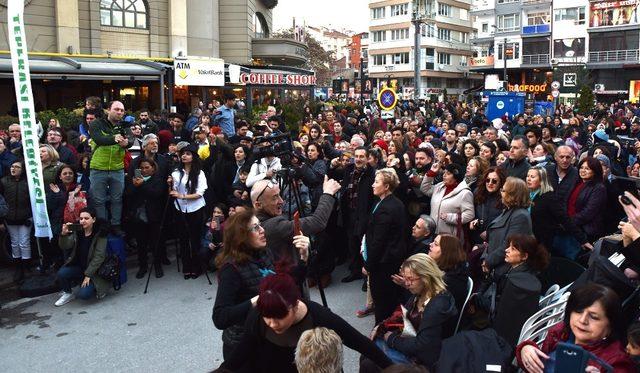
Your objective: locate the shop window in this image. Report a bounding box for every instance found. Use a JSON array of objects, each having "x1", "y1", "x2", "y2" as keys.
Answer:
[{"x1": 100, "y1": 0, "x2": 148, "y2": 29}]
